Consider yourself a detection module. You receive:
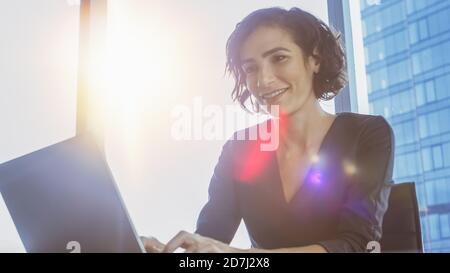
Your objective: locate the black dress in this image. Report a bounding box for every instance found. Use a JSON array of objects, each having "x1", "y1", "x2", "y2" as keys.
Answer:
[{"x1": 195, "y1": 112, "x2": 395, "y2": 253}]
